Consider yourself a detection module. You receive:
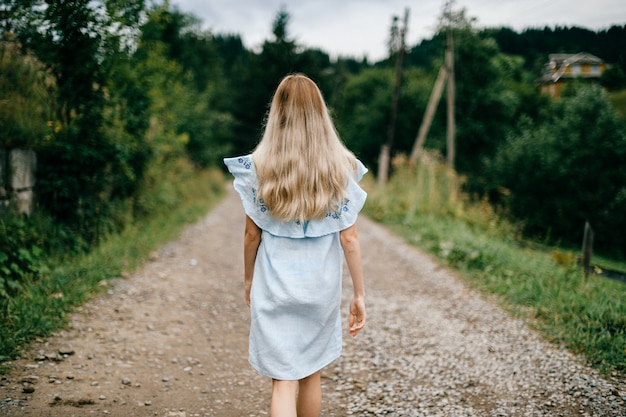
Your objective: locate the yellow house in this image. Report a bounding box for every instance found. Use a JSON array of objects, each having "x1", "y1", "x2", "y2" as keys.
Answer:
[{"x1": 539, "y1": 52, "x2": 606, "y2": 97}]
